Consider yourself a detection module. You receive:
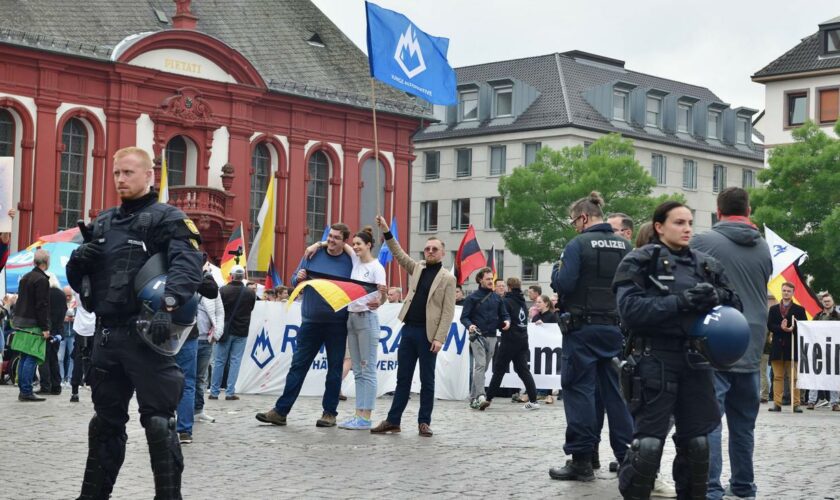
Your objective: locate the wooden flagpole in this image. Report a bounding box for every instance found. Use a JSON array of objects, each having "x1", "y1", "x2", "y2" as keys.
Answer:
[{"x1": 791, "y1": 317, "x2": 796, "y2": 412}]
